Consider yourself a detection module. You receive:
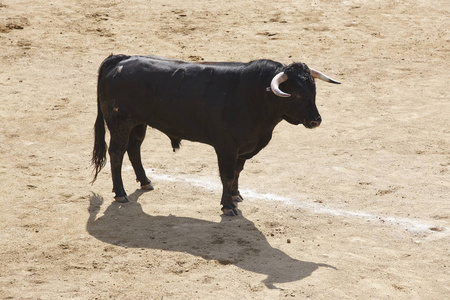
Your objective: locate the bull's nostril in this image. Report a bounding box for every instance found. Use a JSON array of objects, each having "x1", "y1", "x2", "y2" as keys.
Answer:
[
  {"x1": 310, "y1": 115, "x2": 322, "y2": 128},
  {"x1": 310, "y1": 120, "x2": 321, "y2": 128}
]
